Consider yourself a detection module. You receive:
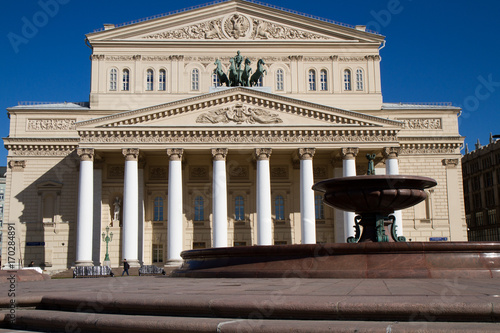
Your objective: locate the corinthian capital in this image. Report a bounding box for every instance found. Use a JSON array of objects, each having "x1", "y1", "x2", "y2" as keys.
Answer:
[
  {"x1": 341, "y1": 147, "x2": 359, "y2": 160},
  {"x1": 298, "y1": 148, "x2": 316, "y2": 160},
  {"x1": 77, "y1": 148, "x2": 94, "y2": 161},
  {"x1": 211, "y1": 148, "x2": 228, "y2": 161},
  {"x1": 254, "y1": 148, "x2": 272, "y2": 161},
  {"x1": 167, "y1": 148, "x2": 184, "y2": 161},
  {"x1": 383, "y1": 147, "x2": 400, "y2": 159},
  {"x1": 122, "y1": 148, "x2": 139, "y2": 161}
]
